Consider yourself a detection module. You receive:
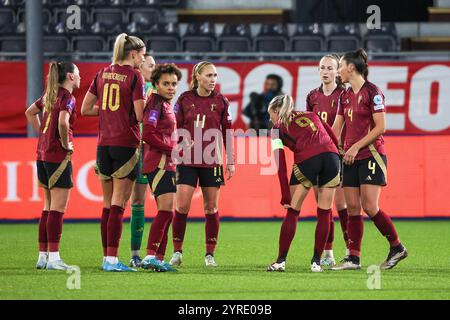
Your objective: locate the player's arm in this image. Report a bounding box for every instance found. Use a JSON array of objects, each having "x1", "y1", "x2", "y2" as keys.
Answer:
[
  {"x1": 221, "y1": 97, "x2": 235, "y2": 180},
  {"x1": 81, "y1": 92, "x2": 99, "y2": 116},
  {"x1": 132, "y1": 74, "x2": 146, "y2": 123},
  {"x1": 142, "y1": 102, "x2": 173, "y2": 155},
  {"x1": 321, "y1": 118, "x2": 339, "y2": 149},
  {"x1": 58, "y1": 110, "x2": 73, "y2": 152},
  {"x1": 25, "y1": 102, "x2": 41, "y2": 133},
  {"x1": 271, "y1": 130, "x2": 291, "y2": 206}
]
